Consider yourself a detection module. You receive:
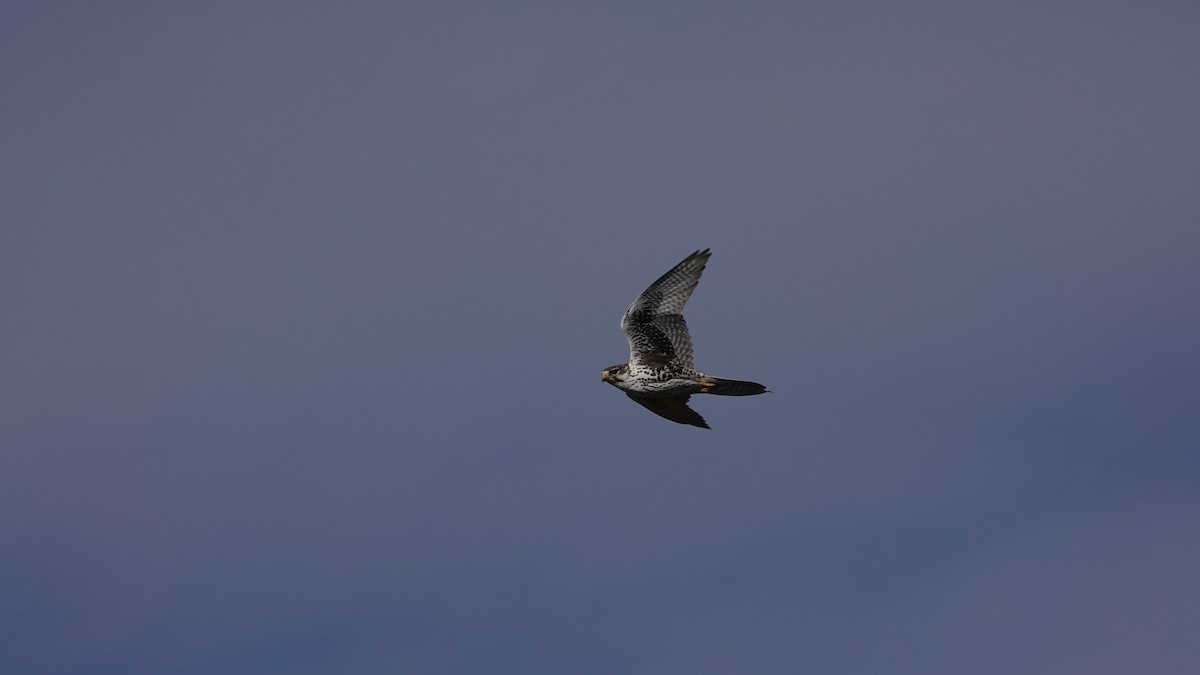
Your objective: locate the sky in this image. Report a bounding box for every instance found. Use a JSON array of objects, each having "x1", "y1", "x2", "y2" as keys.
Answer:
[{"x1": 3, "y1": 2, "x2": 1199, "y2": 673}]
